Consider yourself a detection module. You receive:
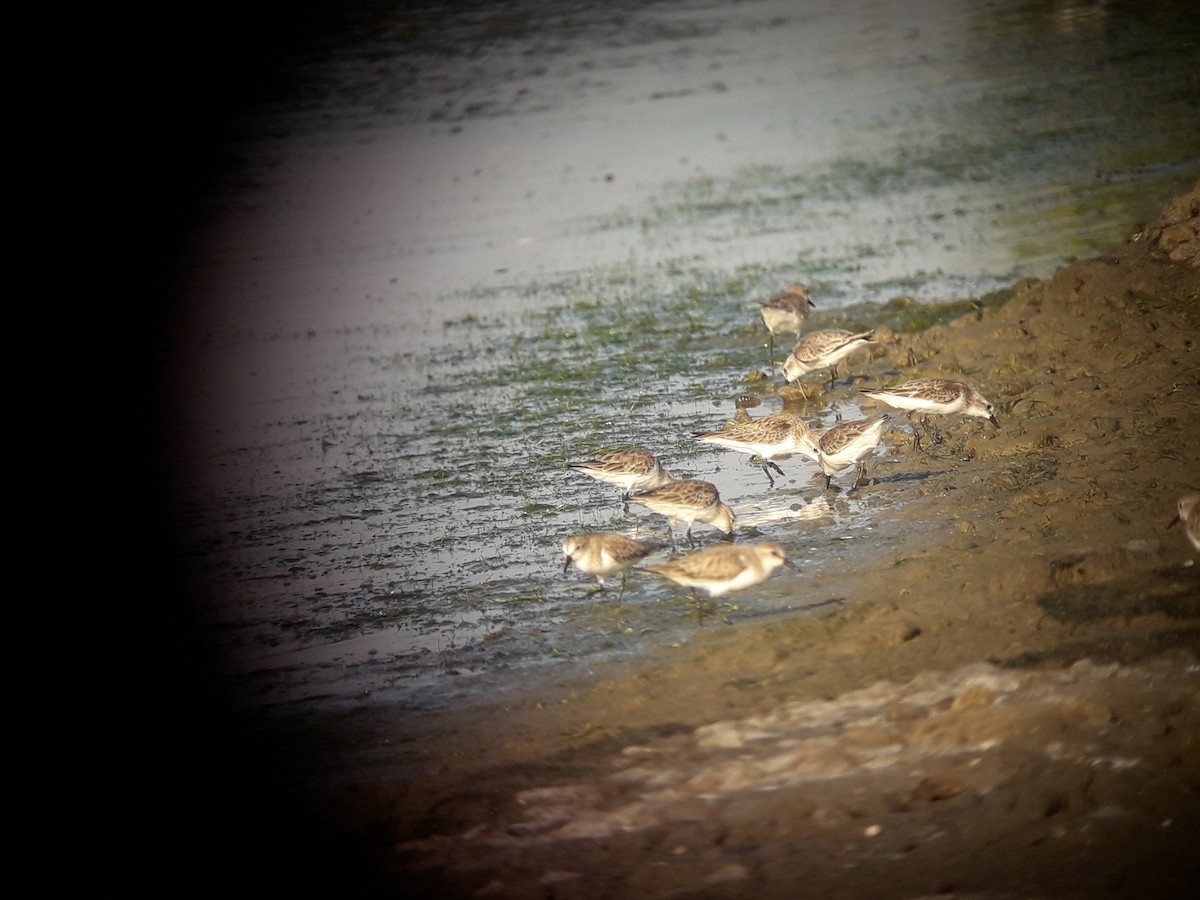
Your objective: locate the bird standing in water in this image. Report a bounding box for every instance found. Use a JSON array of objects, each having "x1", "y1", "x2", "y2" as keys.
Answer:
[{"x1": 760, "y1": 283, "x2": 815, "y2": 363}]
